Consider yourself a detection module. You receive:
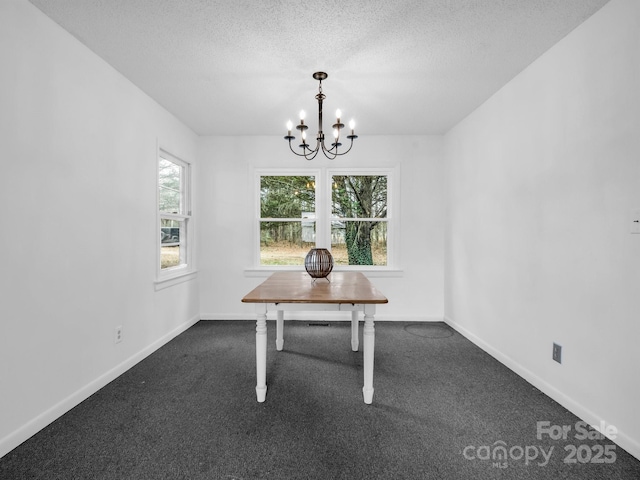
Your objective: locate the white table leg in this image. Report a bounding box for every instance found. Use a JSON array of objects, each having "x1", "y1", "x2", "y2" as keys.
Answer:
[
  {"x1": 276, "y1": 310, "x2": 284, "y2": 351},
  {"x1": 351, "y1": 310, "x2": 359, "y2": 351},
  {"x1": 362, "y1": 305, "x2": 376, "y2": 404},
  {"x1": 255, "y1": 304, "x2": 267, "y2": 402}
]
